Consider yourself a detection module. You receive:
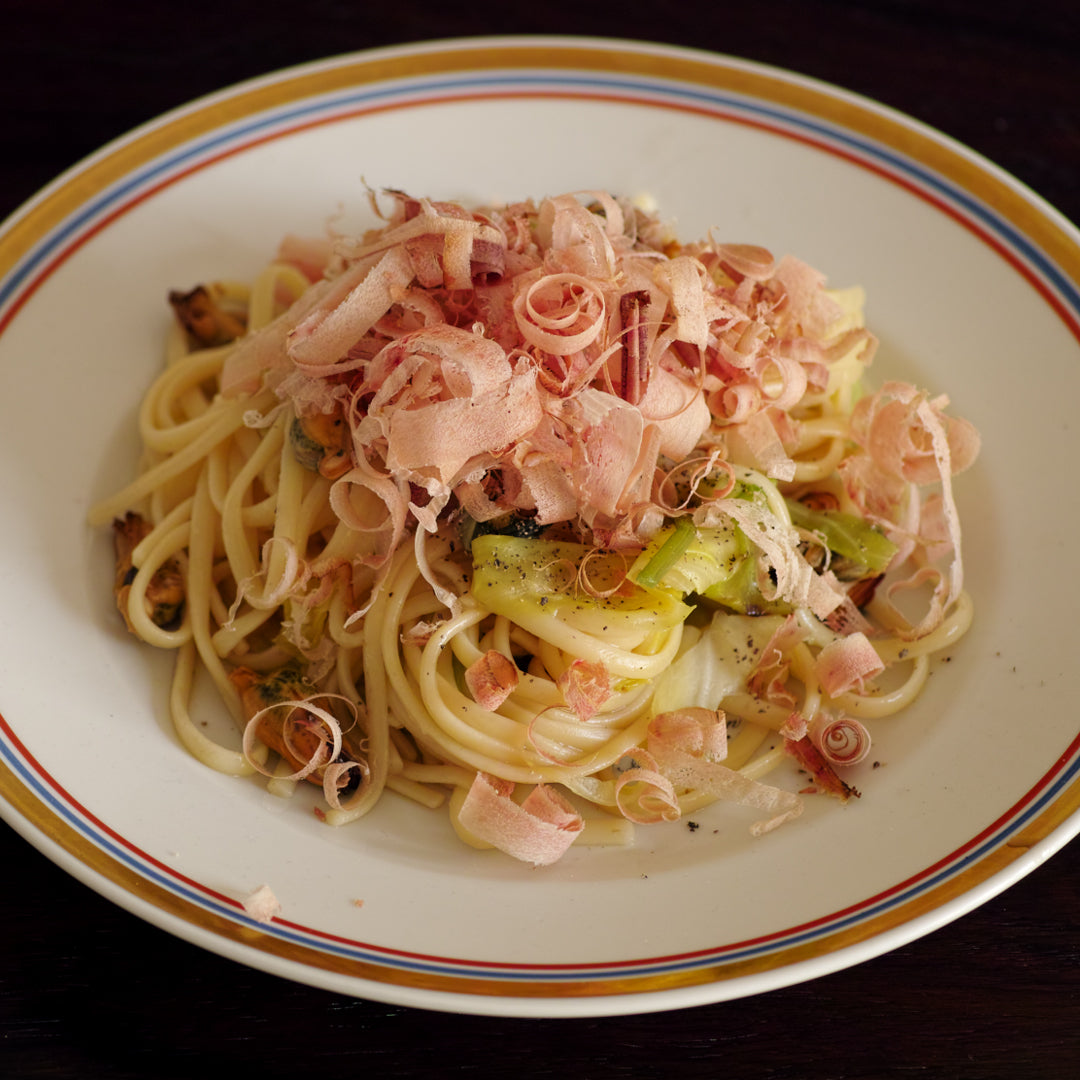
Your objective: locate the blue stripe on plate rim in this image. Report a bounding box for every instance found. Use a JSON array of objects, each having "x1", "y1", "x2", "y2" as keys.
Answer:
[
  {"x1": 2, "y1": 59, "x2": 1079, "y2": 985},
  {"x1": 3, "y1": 711, "x2": 1080, "y2": 980},
  {"x1": 3, "y1": 68, "x2": 1079, "y2": 328}
]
